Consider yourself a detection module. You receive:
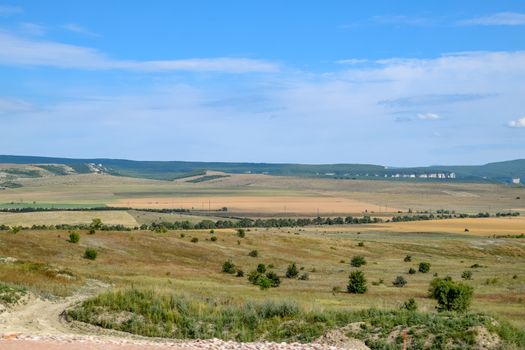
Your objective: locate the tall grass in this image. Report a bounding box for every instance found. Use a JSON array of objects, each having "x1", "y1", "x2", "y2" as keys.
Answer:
[{"x1": 67, "y1": 288, "x2": 525, "y2": 348}]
